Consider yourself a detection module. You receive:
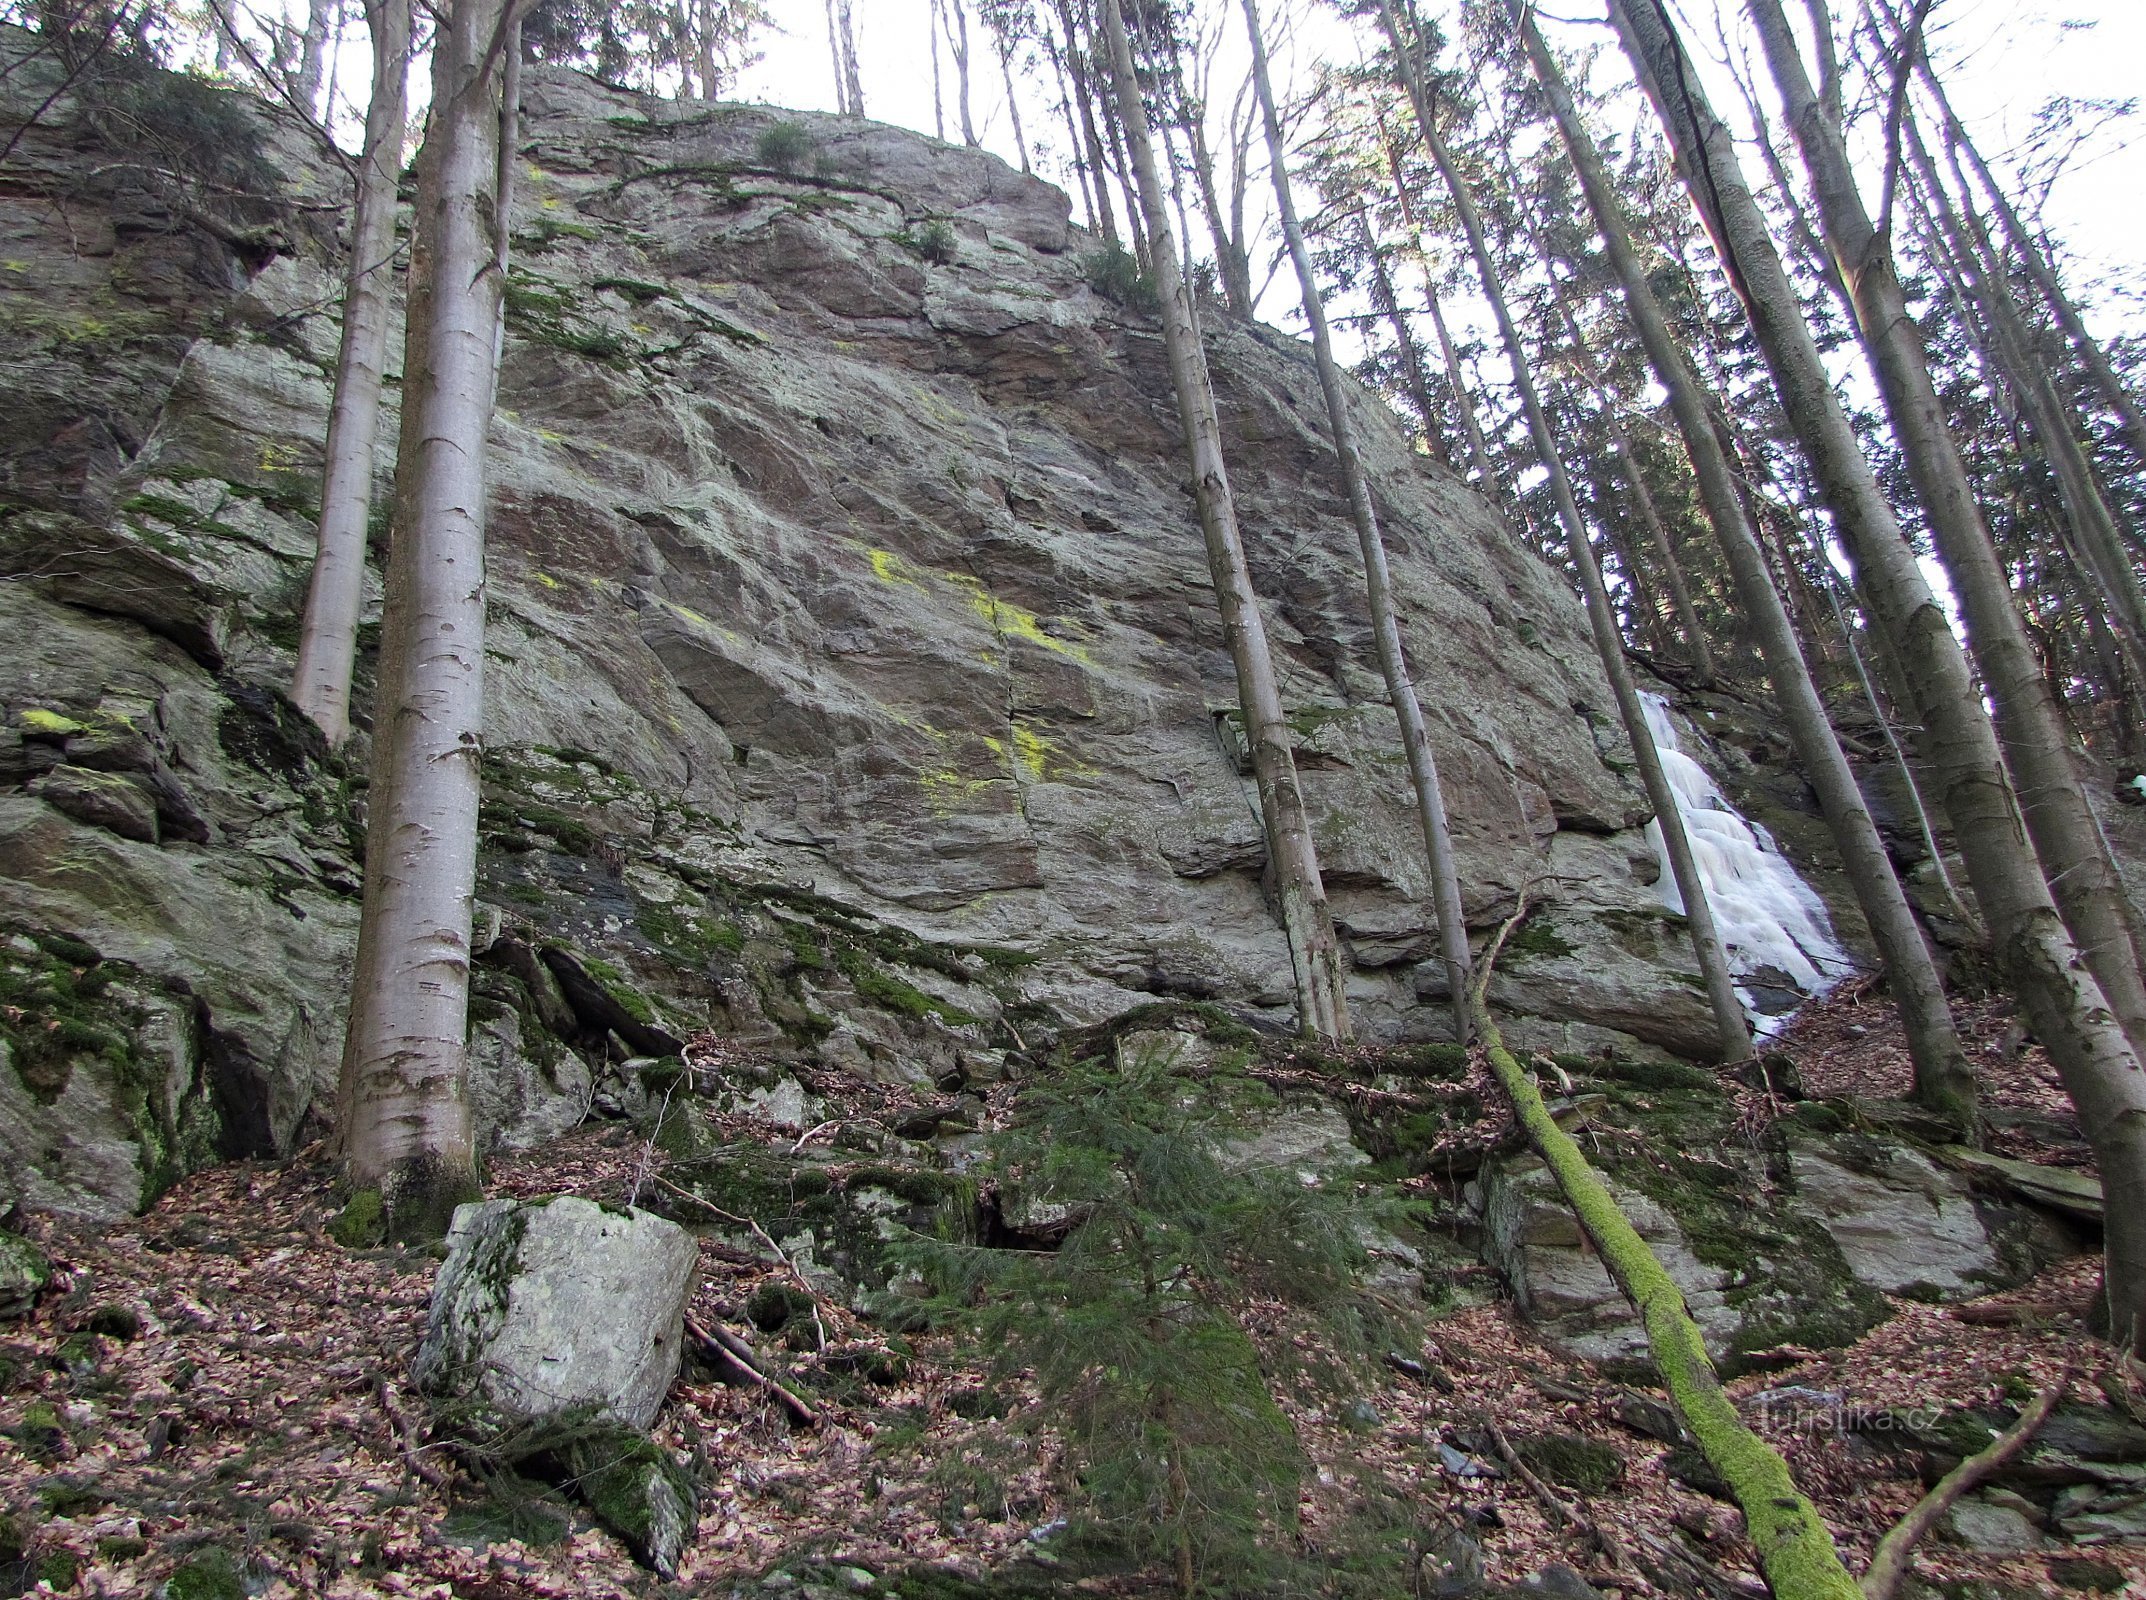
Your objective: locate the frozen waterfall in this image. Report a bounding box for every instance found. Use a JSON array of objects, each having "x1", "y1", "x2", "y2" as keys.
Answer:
[{"x1": 1640, "y1": 694, "x2": 1855, "y2": 1037}]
